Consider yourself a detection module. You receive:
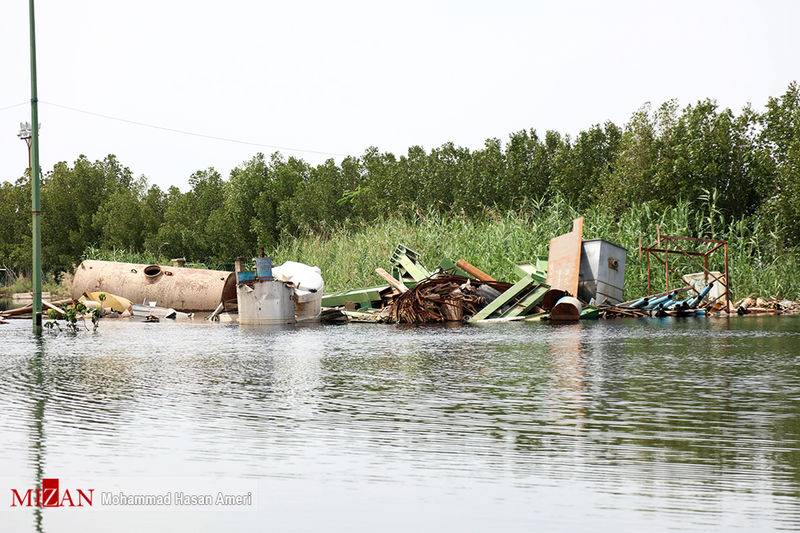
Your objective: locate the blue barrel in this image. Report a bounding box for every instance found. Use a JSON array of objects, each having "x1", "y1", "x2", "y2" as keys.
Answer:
[
  {"x1": 237, "y1": 271, "x2": 255, "y2": 282},
  {"x1": 255, "y1": 257, "x2": 273, "y2": 279}
]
